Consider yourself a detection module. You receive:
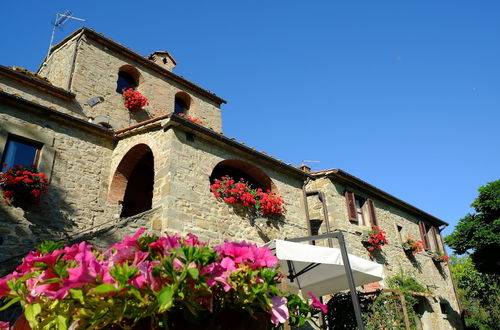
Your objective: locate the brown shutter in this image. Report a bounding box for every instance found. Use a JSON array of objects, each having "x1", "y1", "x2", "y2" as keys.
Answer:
[
  {"x1": 345, "y1": 191, "x2": 358, "y2": 222},
  {"x1": 418, "y1": 221, "x2": 430, "y2": 250},
  {"x1": 431, "y1": 226, "x2": 440, "y2": 252},
  {"x1": 367, "y1": 199, "x2": 378, "y2": 227}
]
